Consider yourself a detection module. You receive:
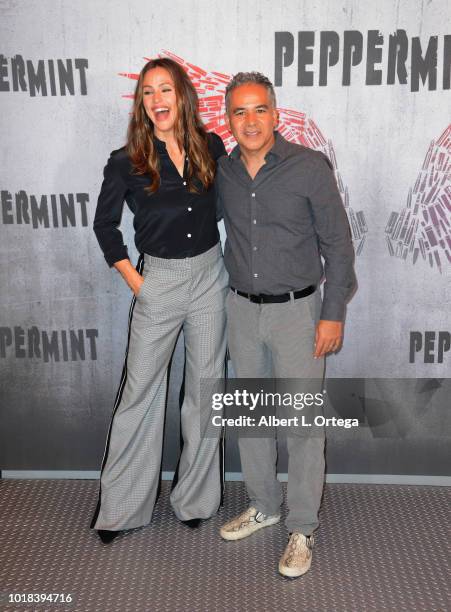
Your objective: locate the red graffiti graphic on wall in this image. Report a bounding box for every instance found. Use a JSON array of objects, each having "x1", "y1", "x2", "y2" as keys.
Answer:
[
  {"x1": 386, "y1": 125, "x2": 451, "y2": 272},
  {"x1": 120, "y1": 51, "x2": 368, "y2": 254}
]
